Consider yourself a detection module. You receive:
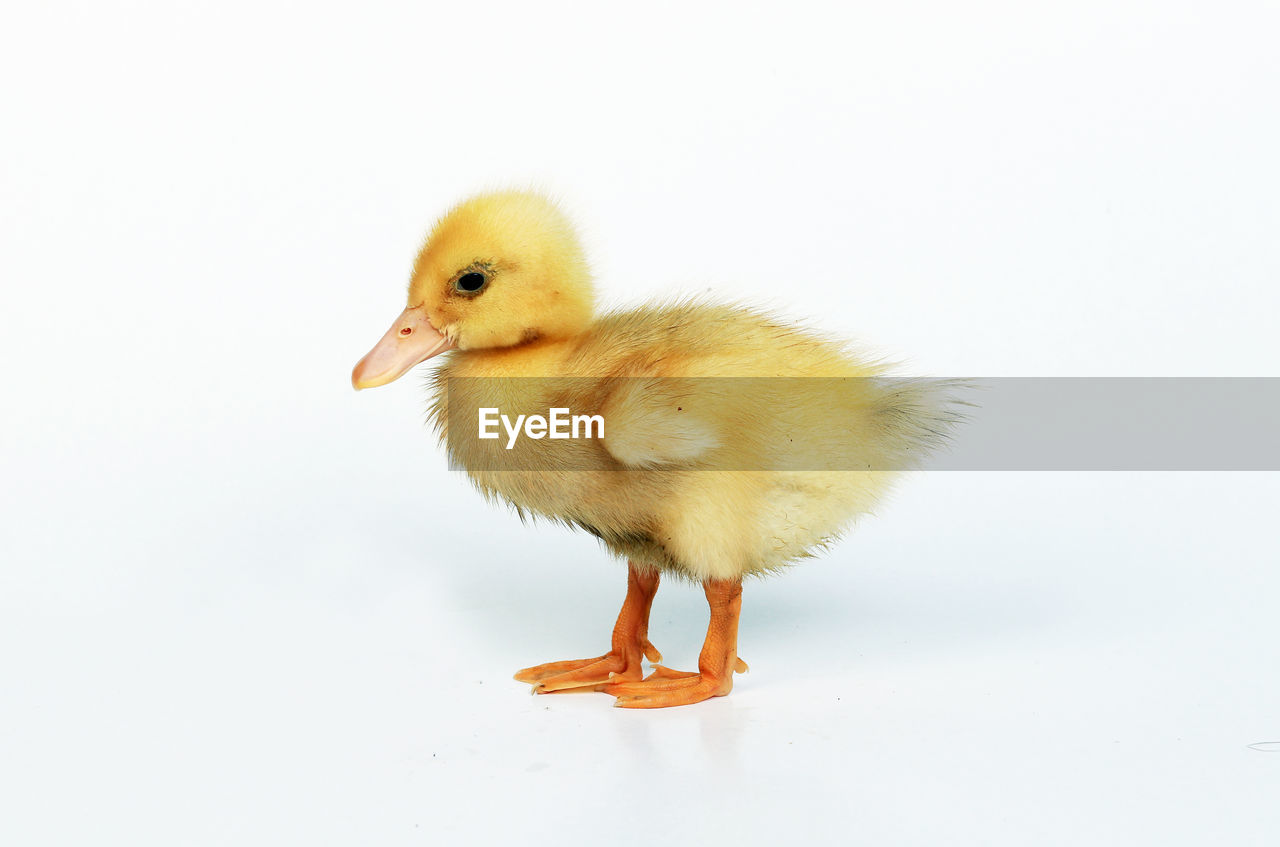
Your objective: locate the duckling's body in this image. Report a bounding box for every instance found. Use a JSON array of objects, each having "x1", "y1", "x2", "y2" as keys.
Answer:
[
  {"x1": 433, "y1": 300, "x2": 945, "y2": 581},
  {"x1": 354, "y1": 191, "x2": 958, "y2": 707}
]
